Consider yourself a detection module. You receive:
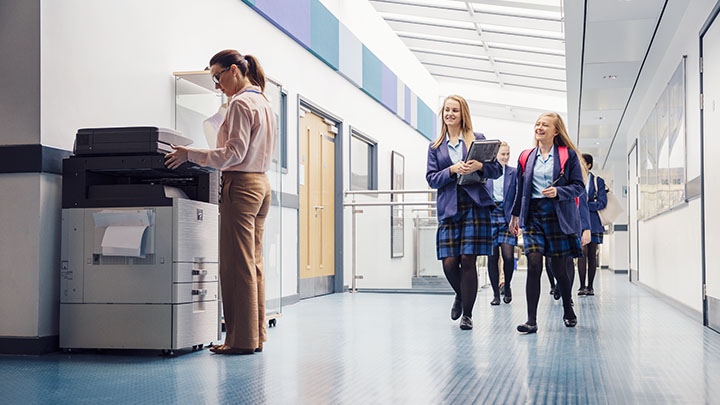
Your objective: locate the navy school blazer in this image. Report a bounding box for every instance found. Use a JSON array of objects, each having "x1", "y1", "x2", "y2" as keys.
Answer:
[
  {"x1": 510, "y1": 145, "x2": 585, "y2": 235},
  {"x1": 426, "y1": 133, "x2": 503, "y2": 222},
  {"x1": 587, "y1": 172, "x2": 607, "y2": 234},
  {"x1": 484, "y1": 165, "x2": 517, "y2": 223},
  {"x1": 579, "y1": 189, "x2": 590, "y2": 232}
]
